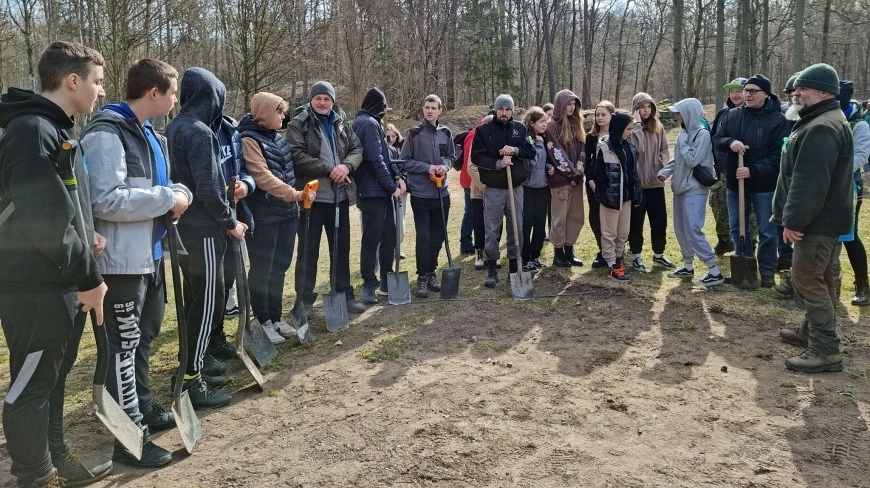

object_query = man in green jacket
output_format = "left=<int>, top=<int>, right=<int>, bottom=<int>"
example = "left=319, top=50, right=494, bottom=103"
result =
left=772, top=63, right=854, bottom=373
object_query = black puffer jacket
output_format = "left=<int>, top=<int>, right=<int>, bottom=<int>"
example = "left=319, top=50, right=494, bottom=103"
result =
left=712, top=96, right=791, bottom=193
left=588, top=114, right=642, bottom=209
left=237, top=115, right=298, bottom=224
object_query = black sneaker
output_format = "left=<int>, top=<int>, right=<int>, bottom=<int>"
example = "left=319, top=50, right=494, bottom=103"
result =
left=185, top=376, right=231, bottom=409
left=201, top=353, right=226, bottom=376
left=53, top=451, right=112, bottom=487
left=761, top=275, right=776, bottom=288
left=668, top=267, right=695, bottom=279
left=427, top=272, right=441, bottom=292
left=484, top=261, right=498, bottom=288
left=206, top=335, right=236, bottom=361
left=113, top=438, right=172, bottom=468
left=416, top=275, right=429, bottom=298
left=522, top=261, right=537, bottom=273
left=142, top=404, right=175, bottom=433
left=632, top=257, right=649, bottom=273
left=172, top=372, right=227, bottom=391
left=533, top=258, right=547, bottom=269
left=223, top=306, right=239, bottom=318
left=652, top=255, right=676, bottom=269
left=362, top=284, right=378, bottom=305
left=591, top=252, right=607, bottom=269
left=694, top=273, right=725, bottom=287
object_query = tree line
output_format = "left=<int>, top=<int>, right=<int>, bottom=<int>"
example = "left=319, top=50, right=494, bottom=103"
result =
left=2, top=0, right=868, bottom=117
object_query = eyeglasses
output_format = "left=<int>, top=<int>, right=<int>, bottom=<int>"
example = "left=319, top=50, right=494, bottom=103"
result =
left=743, top=89, right=763, bottom=96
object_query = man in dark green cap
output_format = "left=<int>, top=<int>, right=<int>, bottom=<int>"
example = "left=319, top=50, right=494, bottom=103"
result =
left=773, top=63, right=854, bottom=373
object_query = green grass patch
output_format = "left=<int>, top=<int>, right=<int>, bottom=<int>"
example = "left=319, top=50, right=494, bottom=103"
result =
left=472, top=339, right=511, bottom=352
left=359, top=332, right=418, bottom=363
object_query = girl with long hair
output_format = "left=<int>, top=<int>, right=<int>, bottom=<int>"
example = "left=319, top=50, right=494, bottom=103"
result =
left=545, top=89, right=586, bottom=267
left=586, top=100, right=616, bottom=268
left=521, top=106, right=550, bottom=270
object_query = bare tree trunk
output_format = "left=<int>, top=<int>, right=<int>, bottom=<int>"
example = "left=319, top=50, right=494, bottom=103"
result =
left=672, top=0, right=683, bottom=101
left=541, top=0, right=556, bottom=102
left=569, top=0, right=578, bottom=89
left=793, top=0, right=805, bottom=72
left=599, top=14, right=612, bottom=101
left=760, top=0, right=769, bottom=73
left=820, top=0, right=832, bottom=60
left=715, top=0, right=725, bottom=107
left=613, top=0, right=632, bottom=108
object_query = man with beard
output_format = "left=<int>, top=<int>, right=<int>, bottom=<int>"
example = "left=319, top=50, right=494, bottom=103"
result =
left=471, top=94, right=536, bottom=288
left=773, top=63, right=854, bottom=373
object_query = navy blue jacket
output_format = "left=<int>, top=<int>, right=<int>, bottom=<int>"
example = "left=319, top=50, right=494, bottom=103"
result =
left=213, top=115, right=254, bottom=229
left=352, top=109, right=397, bottom=199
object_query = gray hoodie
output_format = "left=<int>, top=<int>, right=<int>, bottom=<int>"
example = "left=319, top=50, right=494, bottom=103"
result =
left=399, top=119, right=455, bottom=199
left=657, top=98, right=714, bottom=196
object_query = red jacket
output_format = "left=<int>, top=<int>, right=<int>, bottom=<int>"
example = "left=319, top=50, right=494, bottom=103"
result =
left=459, top=128, right=476, bottom=188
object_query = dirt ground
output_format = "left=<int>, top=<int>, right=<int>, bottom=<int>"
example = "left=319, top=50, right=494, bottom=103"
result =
left=2, top=113, right=869, bottom=487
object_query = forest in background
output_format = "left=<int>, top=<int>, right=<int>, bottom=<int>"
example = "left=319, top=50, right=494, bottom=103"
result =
left=2, top=0, right=869, bottom=118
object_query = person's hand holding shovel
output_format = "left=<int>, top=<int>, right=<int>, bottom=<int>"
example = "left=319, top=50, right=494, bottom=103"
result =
left=79, top=281, right=108, bottom=325
left=171, top=190, right=190, bottom=217
left=500, top=154, right=513, bottom=168
left=228, top=221, right=248, bottom=241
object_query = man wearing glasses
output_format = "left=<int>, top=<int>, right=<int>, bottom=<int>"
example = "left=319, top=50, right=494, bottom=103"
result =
left=713, top=74, right=791, bottom=288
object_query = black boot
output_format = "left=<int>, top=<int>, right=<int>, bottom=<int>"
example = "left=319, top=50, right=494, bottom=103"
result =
left=415, top=275, right=429, bottom=298
left=113, top=427, right=172, bottom=468
left=564, top=247, right=583, bottom=266
left=53, top=449, right=113, bottom=486
left=591, top=251, right=607, bottom=268
left=508, top=259, right=518, bottom=274
left=552, top=247, right=571, bottom=268
left=484, top=260, right=498, bottom=288
left=853, top=278, right=870, bottom=306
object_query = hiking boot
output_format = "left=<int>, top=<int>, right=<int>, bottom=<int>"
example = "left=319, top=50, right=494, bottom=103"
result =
left=415, top=275, right=429, bottom=298
left=484, top=261, right=498, bottom=288
left=773, top=272, right=794, bottom=298
left=564, top=247, right=583, bottom=266
left=668, top=267, right=694, bottom=279
left=652, top=255, right=676, bottom=269
left=695, top=273, right=725, bottom=287
left=779, top=327, right=808, bottom=348
left=22, top=471, right=63, bottom=488
left=853, top=279, right=870, bottom=306
left=474, top=250, right=485, bottom=270
left=591, top=251, right=607, bottom=269
left=427, top=272, right=441, bottom=292
left=552, top=247, right=571, bottom=268
left=52, top=451, right=112, bottom=487
left=632, top=257, right=649, bottom=273
left=142, top=404, right=175, bottom=433
left=714, top=239, right=735, bottom=256
left=202, top=353, right=226, bottom=376
left=609, top=262, right=629, bottom=282
left=760, top=275, right=776, bottom=288
left=113, top=435, right=171, bottom=468
left=533, top=258, right=546, bottom=269
left=206, top=334, right=236, bottom=360
left=785, top=348, right=843, bottom=373
left=362, top=284, right=378, bottom=305
left=777, top=255, right=792, bottom=272
left=185, top=376, right=231, bottom=409
left=346, top=299, right=366, bottom=314
left=257, top=319, right=284, bottom=344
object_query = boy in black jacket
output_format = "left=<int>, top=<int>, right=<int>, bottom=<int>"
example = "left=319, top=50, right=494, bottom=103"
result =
left=166, top=67, right=247, bottom=410
left=0, top=41, right=112, bottom=488
left=471, top=94, right=536, bottom=288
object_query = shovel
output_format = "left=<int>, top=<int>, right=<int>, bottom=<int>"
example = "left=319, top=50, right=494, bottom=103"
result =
left=166, top=219, right=202, bottom=453
left=239, top=240, right=278, bottom=368
left=323, top=183, right=348, bottom=331
left=231, top=239, right=266, bottom=389
left=225, top=178, right=276, bottom=366
left=506, top=165, right=534, bottom=300
left=290, top=180, right=319, bottom=344
left=730, top=153, right=759, bottom=289
left=430, top=174, right=460, bottom=299
left=58, top=140, right=144, bottom=459
left=387, top=199, right=411, bottom=305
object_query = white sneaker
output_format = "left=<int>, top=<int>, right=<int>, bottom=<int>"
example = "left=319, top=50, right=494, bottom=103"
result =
left=273, top=318, right=295, bottom=339
left=257, top=319, right=285, bottom=344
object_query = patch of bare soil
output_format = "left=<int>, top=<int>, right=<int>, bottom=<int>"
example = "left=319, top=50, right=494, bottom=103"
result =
left=4, top=275, right=867, bottom=488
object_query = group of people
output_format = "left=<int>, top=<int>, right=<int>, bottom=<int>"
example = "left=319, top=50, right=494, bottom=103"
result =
left=0, top=38, right=864, bottom=488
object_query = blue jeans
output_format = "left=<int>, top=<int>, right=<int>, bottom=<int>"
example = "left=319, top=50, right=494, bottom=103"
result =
left=460, top=188, right=474, bottom=253
left=727, top=189, right=777, bottom=278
